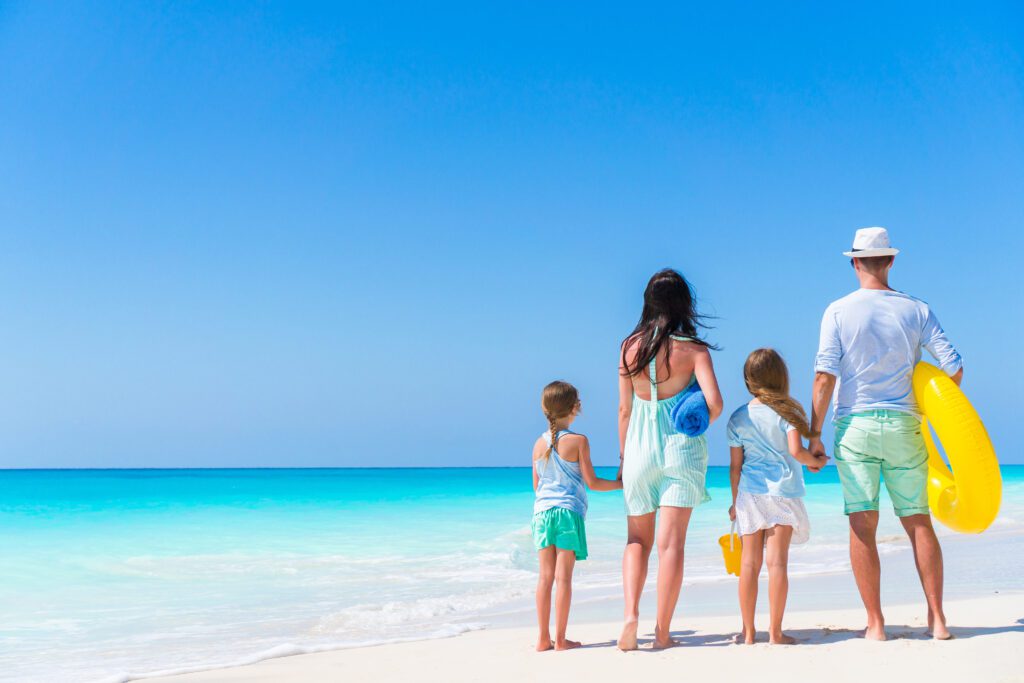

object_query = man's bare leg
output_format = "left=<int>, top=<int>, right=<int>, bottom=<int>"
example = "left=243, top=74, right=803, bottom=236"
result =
left=900, top=513, right=950, bottom=639
left=849, top=511, right=886, bottom=640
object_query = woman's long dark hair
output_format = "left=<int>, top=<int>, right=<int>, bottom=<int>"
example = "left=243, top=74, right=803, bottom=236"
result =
left=621, top=269, right=716, bottom=379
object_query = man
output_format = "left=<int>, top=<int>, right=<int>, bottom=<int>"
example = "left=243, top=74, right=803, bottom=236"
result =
left=808, top=227, right=962, bottom=641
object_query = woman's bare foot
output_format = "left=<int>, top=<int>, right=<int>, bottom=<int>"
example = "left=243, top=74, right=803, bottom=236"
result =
left=652, top=627, right=678, bottom=650
left=769, top=632, right=796, bottom=645
left=536, top=638, right=554, bottom=652
left=555, top=639, right=582, bottom=650
left=617, top=619, right=638, bottom=651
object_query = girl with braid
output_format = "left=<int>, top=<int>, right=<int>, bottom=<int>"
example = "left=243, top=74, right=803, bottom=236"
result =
left=726, top=348, right=829, bottom=645
left=531, top=381, right=622, bottom=652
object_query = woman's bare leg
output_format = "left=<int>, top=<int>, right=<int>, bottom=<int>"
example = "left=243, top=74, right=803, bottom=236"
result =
left=536, top=546, right=556, bottom=651
left=654, top=506, right=693, bottom=649
left=553, top=549, right=580, bottom=650
left=765, top=525, right=795, bottom=644
left=737, top=530, right=764, bottom=644
left=618, top=513, right=655, bottom=650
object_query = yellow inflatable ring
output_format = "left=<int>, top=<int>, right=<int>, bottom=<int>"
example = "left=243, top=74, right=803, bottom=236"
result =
left=913, top=362, right=1001, bottom=533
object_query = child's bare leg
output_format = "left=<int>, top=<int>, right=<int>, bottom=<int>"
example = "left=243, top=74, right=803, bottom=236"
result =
left=553, top=549, right=580, bottom=650
left=619, top=513, right=655, bottom=651
left=766, top=525, right=795, bottom=644
left=536, top=546, right=556, bottom=651
left=737, top=530, right=764, bottom=644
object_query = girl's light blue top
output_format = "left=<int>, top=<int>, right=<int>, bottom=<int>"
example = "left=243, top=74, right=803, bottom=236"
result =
left=726, top=403, right=805, bottom=498
left=533, top=430, right=588, bottom=517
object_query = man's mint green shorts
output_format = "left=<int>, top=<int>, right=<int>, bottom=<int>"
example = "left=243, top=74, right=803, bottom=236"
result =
left=834, top=410, right=929, bottom=518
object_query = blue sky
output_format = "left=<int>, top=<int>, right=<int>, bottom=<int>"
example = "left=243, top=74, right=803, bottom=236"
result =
left=1, top=2, right=1021, bottom=468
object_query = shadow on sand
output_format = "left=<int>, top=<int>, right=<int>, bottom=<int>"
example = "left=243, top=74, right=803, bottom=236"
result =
left=577, top=620, right=1024, bottom=650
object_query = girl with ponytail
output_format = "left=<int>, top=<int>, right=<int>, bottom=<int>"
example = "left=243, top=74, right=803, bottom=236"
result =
left=531, top=381, right=621, bottom=652
left=726, top=348, right=828, bottom=645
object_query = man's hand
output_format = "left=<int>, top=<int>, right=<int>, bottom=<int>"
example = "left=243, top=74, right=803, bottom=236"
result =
left=728, top=505, right=736, bottom=522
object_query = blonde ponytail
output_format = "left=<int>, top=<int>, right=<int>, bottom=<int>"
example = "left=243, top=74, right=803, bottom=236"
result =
left=743, top=349, right=817, bottom=439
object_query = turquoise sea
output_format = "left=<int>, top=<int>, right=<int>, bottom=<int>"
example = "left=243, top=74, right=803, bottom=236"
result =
left=3, top=466, right=1023, bottom=682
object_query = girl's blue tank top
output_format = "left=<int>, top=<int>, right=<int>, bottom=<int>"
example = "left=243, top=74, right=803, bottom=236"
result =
left=533, top=430, right=588, bottom=517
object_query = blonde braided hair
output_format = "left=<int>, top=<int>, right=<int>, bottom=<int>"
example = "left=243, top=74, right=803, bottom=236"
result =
left=743, top=349, right=816, bottom=438
left=541, top=381, right=580, bottom=460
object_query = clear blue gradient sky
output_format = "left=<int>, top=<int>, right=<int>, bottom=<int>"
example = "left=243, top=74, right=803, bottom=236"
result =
left=1, top=3, right=1022, bottom=468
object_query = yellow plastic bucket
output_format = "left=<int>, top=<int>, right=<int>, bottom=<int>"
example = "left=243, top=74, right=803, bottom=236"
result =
left=718, top=521, right=742, bottom=576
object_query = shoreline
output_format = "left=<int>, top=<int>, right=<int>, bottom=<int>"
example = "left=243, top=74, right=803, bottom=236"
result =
left=147, top=593, right=1024, bottom=683
left=126, top=527, right=1024, bottom=683
left=11, top=470, right=1021, bottom=682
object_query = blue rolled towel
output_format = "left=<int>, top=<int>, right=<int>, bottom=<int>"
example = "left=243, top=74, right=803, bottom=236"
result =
left=670, top=383, right=709, bottom=436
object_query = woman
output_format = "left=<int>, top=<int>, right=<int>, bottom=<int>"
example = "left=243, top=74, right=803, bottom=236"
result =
left=617, top=269, right=723, bottom=650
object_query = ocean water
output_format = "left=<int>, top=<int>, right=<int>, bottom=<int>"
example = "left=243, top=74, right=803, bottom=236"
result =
left=2, top=466, right=1023, bottom=682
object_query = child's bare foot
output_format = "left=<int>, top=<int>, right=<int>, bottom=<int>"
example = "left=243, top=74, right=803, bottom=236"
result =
left=617, top=619, right=638, bottom=651
left=733, top=628, right=756, bottom=644
left=536, top=638, right=554, bottom=652
left=863, top=624, right=887, bottom=641
left=555, top=639, right=582, bottom=650
left=769, top=632, right=796, bottom=645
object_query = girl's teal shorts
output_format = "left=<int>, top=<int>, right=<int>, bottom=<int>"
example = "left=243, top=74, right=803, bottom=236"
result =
left=531, top=507, right=588, bottom=560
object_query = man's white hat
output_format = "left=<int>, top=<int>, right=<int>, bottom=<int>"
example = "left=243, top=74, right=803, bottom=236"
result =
left=843, top=227, right=900, bottom=258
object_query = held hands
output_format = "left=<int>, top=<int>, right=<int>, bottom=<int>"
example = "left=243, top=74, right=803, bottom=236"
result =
left=806, top=453, right=829, bottom=473
left=806, top=438, right=829, bottom=473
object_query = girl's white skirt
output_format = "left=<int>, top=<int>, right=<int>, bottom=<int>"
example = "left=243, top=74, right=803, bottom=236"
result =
left=735, top=490, right=810, bottom=544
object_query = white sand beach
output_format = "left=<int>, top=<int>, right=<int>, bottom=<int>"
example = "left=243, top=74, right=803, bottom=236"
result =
left=155, top=593, right=1024, bottom=683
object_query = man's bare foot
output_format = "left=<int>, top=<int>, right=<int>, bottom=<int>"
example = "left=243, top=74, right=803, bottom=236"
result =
left=863, top=624, right=887, bottom=641
left=536, top=638, right=554, bottom=652
left=926, top=612, right=952, bottom=640
left=555, top=639, right=582, bottom=650
left=769, top=632, right=796, bottom=645
left=617, top=619, right=638, bottom=651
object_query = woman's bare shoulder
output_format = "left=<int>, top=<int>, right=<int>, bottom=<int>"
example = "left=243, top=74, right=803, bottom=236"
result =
left=672, top=337, right=708, bottom=355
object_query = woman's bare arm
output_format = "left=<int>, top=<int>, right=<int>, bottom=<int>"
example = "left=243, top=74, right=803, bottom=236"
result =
left=618, top=345, right=634, bottom=467
left=693, top=348, right=724, bottom=424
